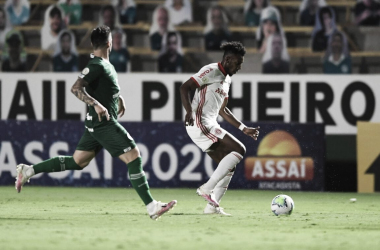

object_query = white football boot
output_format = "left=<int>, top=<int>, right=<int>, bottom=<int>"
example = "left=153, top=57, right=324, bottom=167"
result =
left=15, top=164, right=33, bottom=193
left=203, top=203, right=231, bottom=216
left=148, top=200, right=177, bottom=220
left=196, top=185, right=219, bottom=207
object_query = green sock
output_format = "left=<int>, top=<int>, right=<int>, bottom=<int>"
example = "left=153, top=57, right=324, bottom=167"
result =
left=128, top=157, right=154, bottom=205
left=33, top=156, right=82, bottom=174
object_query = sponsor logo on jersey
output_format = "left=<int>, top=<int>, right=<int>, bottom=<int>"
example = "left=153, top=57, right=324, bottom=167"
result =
left=215, top=88, right=227, bottom=97
left=197, top=68, right=213, bottom=78
left=123, top=147, right=132, bottom=153
left=202, top=77, right=209, bottom=83
left=86, top=113, right=92, bottom=121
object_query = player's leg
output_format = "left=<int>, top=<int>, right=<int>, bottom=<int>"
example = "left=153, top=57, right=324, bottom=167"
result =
left=15, top=130, right=101, bottom=193
left=15, top=150, right=95, bottom=193
left=118, top=148, right=177, bottom=220
left=99, top=121, right=176, bottom=220
left=202, top=132, right=245, bottom=194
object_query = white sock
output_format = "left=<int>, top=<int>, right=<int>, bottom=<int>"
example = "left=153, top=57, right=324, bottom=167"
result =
left=214, top=170, right=235, bottom=203
left=203, top=152, right=243, bottom=193
left=26, top=166, right=35, bottom=178
left=146, top=200, right=158, bottom=214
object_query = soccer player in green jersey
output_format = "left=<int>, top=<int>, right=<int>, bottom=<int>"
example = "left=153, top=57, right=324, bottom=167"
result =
left=15, top=25, right=177, bottom=220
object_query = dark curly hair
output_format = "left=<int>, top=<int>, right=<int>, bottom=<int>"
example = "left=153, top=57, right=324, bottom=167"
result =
left=91, top=25, right=111, bottom=49
left=220, top=41, right=246, bottom=58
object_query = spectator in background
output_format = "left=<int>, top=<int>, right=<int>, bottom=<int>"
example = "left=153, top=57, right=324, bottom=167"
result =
left=164, top=0, right=192, bottom=25
left=256, top=6, right=284, bottom=53
left=355, top=0, right=380, bottom=26
left=0, top=7, right=12, bottom=50
left=2, top=30, right=27, bottom=72
left=158, top=31, right=183, bottom=73
left=5, top=0, right=30, bottom=26
left=244, top=0, right=270, bottom=27
left=113, top=0, right=136, bottom=24
left=53, top=30, right=78, bottom=72
left=299, top=0, right=326, bottom=26
left=41, top=5, right=65, bottom=51
left=99, top=5, right=120, bottom=31
left=204, top=5, right=231, bottom=51
left=262, top=33, right=290, bottom=74
left=311, top=6, right=336, bottom=52
left=150, top=6, right=175, bottom=51
left=110, top=29, right=130, bottom=72
left=59, top=0, right=82, bottom=25
left=323, top=31, right=352, bottom=74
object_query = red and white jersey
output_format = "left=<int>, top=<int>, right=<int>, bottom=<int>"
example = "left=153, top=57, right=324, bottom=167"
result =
left=190, top=62, right=231, bottom=127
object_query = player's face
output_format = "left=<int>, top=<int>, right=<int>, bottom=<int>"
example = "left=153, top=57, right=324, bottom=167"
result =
left=225, top=54, right=244, bottom=76
left=157, top=8, right=168, bottom=29
left=272, top=35, right=283, bottom=60
left=50, top=14, right=62, bottom=33
left=263, top=20, right=277, bottom=37
left=0, top=11, right=5, bottom=30
left=112, top=32, right=122, bottom=50
left=61, top=34, right=71, bottom=55
left=211, top=9, right=223, bottom=30
left=331, top=34, right=343, bottom=54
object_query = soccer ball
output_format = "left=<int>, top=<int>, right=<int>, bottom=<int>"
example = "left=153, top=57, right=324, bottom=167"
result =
left=271, top=194, right=294, bottom=216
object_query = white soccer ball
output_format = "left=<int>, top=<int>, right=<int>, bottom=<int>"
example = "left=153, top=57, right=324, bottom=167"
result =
left=271, top=194, right=294, bottom=216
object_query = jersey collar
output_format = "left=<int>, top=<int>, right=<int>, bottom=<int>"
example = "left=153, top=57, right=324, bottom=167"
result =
left=218, top=62, right=227, bottom=76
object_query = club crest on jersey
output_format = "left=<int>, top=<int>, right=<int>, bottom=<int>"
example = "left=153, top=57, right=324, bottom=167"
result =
left=82, top=67, right=90, bottom=75
left=202, top=77, right=209, bottom=83
left=215, top=88, right=227, bottom=97
left=197, top=68, right=213, bottom=78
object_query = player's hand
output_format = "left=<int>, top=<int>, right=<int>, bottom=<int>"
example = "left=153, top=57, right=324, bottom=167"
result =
left=185, top=111, right=194, bottom=126
left=94, top=103, right=110, bottom=122
left=243, top=126, right=260, bottom=141
left=118, top=96, right=126, bottom=118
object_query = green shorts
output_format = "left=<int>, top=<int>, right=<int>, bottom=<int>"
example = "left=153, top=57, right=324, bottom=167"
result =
left=76, top=120, right=136, bottom=157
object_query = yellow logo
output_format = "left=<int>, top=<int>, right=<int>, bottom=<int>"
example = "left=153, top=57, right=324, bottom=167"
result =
left=245, top=130, right=314, bottom=181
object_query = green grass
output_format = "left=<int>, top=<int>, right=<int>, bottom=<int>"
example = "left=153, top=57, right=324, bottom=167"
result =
left=0, top=187, right=379, bottom=250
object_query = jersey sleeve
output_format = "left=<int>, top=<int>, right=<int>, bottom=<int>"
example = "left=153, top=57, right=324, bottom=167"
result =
left=79, top=64, right=103, bottom=84
left=190, top=65, right=215, bottom=87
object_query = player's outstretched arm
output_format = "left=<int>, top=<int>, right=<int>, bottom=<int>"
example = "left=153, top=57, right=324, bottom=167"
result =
left=180, top=78, right=199, bottom=126
left=71, top=78, right=110, bottom=121
left=219, top=98, right=260, bottom=140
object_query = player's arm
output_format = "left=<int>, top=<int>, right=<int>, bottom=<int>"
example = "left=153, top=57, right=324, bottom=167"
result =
left=71, top=78, right=110, bottom=121
left=219, top=98, right=260, bottom=140
left=180, top=78, right=199, bottom=126
left=118, top=95, right=126, bottom=118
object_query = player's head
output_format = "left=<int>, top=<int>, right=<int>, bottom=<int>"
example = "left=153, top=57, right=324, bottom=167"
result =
left=220, top=41, right=246, bottom=76
left=91, top=25, right=112, bottom=52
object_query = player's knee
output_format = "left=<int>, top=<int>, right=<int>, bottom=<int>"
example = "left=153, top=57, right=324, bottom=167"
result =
left=236, top=143, right=246, bottom=157
left=76, top=160, right=90, bottom=169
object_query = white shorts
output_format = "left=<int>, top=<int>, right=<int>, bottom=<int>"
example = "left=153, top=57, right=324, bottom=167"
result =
left=186, top=124, right=227, bottom=152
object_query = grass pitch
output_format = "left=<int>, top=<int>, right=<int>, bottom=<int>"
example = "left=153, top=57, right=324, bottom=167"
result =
left=0, top=187, right=379, bottom=250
